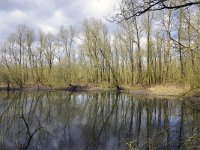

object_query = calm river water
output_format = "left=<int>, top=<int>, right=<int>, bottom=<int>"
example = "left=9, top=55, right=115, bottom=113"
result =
left=0, top=91, right=199, bottom=150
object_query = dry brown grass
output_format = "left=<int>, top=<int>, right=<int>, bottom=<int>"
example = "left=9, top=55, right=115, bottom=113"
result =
left=148, top=84, right=191, bottom=96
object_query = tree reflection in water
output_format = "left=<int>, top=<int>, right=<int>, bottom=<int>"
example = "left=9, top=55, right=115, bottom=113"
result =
left=0, top=91, right=199, bottom=150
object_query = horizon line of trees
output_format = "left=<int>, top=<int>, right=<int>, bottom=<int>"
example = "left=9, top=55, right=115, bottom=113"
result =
left=0, top=6, right=200, bottom=89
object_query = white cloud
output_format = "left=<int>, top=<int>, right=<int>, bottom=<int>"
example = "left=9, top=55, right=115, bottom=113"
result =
left=36, top=24, right=57, bottom=33
left=50, top=10, right=68, bottom=25
left=84, top=0, right=116, bottom=18
left=34, top=10, right=69, bottom=33
left=10, top=9, right=28, bottom=19
left=0, top=0, right=116, bottom=41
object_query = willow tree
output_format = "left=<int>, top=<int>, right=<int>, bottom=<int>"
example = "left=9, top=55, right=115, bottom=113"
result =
left=161, top=7, right=173, bottom=83
left=122, top=22, right=136, bottom=85
left=81, top=18, right=119, bottom=87
left=16, top=25, right=27, bottom=87
left=0, top=25, right=33, bottom=88
left=25, top=27, right=35, bottom=83
left=81, top=19, right=101, bottom=84
left=144, top=11, right=154, bottom=85
left=57, top=25, right=76, bottom=83
left=110, top=0, right=200, bottom=87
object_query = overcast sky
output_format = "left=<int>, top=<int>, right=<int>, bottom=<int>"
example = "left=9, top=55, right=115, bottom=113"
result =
left=0, top=0, right=117, bottom=42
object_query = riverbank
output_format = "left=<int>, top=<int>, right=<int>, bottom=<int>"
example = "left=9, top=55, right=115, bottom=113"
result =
left=120, top=84, right=200, bottom=102
left=0, top=83, right=199, bottom=102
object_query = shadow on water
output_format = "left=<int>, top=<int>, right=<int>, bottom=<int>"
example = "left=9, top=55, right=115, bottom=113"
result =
left=0, top=91, right=199, bottom=150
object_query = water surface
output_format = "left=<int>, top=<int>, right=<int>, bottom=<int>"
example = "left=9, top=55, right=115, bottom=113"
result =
left=0, top=91, right=199, bottom=150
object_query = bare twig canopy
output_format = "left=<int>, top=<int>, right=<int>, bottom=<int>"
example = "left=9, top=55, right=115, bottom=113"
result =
left=111, top=0, right=200, bottom=22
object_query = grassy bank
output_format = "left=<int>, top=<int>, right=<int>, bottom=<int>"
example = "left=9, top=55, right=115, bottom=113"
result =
left=148, top=84, right=191, bottom=96
left=0, top=83, right=200, bottom=101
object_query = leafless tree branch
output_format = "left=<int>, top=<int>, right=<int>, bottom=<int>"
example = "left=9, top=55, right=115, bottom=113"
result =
left=110, top=0, right=200, bottom=22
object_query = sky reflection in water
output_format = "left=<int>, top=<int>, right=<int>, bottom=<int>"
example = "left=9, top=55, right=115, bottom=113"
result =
left=0, top=91, right=199, bottom=150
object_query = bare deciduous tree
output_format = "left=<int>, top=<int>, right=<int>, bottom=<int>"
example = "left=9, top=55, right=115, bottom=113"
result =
left=111, top=0, right=200, bottom=22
